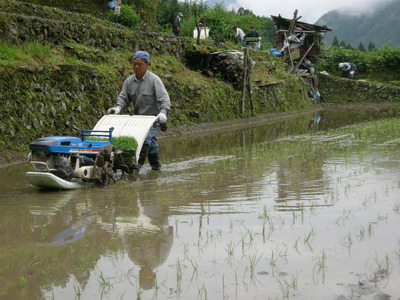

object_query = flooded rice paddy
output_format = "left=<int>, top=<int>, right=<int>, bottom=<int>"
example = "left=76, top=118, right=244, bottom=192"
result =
left=1, top=104, right=400, bottom=299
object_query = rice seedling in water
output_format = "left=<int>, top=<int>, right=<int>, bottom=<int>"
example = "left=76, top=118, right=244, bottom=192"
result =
left=222, top=274, right=226, bottom=299
left=303, top=227, right=315, bottom=251
left=229, top=218, right=234, bottom=232
left=356, top=225, right=366, bottom=242
left=96, top=271, right=113, bottom=295
left=225, top=240, right=238, bottom=259
left=293, top=237, right=301, bottom=255
left=173, top=258, right=186, bottom=293
left=368, top=222, right=376, bottom=237
left=275, top=275, right=291, bottom=299
left=73, top=282, right=81, bottom=297
left=334, top=209, right=353, bottom=227
left=269, top=248, right=279, bottom=270
left=341, top=232, right=354, bottom=255
left=189, top=259, right=199, bottom=281
left=197, top=283, right=208, bottom=300
left=18, top=276, right=27, bottom=289
left=248, top=251, right=262, bottom=275
left=371, top=252, right=392, bottom=279
left=313, top=249, right=328, bottom=284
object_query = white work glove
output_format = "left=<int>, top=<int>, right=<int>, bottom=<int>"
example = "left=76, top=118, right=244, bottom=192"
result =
left=157, top=112, right=167, bottom=123
left=107, top=106, right=121, bottom=115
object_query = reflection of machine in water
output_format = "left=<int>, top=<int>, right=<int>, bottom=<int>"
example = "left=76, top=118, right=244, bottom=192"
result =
left=29, top=190, right=99, bottom=246
left=27, top=186, right=174, bottom=293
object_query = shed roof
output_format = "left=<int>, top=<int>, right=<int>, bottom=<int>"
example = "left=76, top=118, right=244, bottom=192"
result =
left=271, top=15, right=332, bottom=33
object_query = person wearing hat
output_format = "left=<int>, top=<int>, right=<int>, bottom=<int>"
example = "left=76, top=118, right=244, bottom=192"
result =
left=339, top=62, right=357, bottom=79
left=107, top=51, right=171, bottom=172
left=173, top=12, right=183, bottom=36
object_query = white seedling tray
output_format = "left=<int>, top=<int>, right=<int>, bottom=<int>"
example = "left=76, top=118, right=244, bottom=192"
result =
left=93, top=115, right=158, bottom=163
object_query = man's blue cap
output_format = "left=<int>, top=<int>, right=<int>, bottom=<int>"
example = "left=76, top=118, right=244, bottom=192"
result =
left=132, top=51, right=150, bottom=62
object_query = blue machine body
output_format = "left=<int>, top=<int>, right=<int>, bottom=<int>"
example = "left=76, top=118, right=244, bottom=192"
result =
left=29, top=128, right=114, bottom=156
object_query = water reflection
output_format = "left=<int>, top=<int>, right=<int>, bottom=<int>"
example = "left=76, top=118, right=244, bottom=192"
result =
left=1, top=104, right=400, bottom=299
left=96, top=188, right=174, bottom=290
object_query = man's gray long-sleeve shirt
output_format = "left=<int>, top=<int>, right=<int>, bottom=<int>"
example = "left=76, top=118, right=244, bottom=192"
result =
left=115, top=70, right=171, bottom=116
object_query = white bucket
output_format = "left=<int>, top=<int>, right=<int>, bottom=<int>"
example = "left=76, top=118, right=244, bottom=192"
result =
left=193, top=27, right=210, bottom=39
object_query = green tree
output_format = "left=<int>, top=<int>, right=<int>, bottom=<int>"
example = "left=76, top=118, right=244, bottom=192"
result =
left=332, top=36, right=339, bottom=47
left=339, top=40, right=346, bottom=48
left=345, top=43, right=353, bottom=50
left=157, top=0, right=180, bottom=31
left=368, top=42, right=376, bottom=51
left=358, top=42, right=366, bottom=52
left=107, top=5, right=140, bottom=28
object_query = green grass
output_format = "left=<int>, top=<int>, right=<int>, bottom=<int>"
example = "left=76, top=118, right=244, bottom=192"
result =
left=0, top=41, right=28, bottom=63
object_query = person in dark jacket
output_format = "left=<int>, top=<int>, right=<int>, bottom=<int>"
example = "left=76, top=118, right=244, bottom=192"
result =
left=246, top=26, right=261, bottom=49
left=107, top=51, right=171, bottom=172
left=172, top=12, right=183, bottom=36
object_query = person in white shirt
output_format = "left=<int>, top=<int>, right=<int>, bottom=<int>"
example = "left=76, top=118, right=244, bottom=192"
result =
left=232, top=26, right=245, bottom=46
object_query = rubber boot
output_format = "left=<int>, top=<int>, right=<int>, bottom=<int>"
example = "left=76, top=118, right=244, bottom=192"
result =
left=114, top=15, right=118, bottom=23
left=148, top=152, right=161, bottom=171
left=132, top=144, right=149, bottom=175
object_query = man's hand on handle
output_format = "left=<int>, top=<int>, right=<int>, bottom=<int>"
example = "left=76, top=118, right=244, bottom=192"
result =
left=107, top=107, right=121, bottom=115
left=157, top=112, right=167, bottom=123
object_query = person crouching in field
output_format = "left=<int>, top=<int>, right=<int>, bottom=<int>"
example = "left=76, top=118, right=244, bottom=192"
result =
left=339, top=62, right=357, bottom=79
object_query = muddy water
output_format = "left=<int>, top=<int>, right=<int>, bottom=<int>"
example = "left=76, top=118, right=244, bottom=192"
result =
left=1, top=105, right=400, bottom=300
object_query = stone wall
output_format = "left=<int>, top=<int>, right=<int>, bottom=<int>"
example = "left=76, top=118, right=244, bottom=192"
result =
left=0, top=0, right=190, bottom=57
left=318, top=73, right=400, bottom=103
left=0, top=1, right=320, bottom=155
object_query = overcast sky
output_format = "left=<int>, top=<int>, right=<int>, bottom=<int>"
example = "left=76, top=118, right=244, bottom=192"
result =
left=226, top=0, right=396, bottom=23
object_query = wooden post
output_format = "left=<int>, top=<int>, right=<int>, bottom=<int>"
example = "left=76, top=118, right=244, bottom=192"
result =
left=295, top=42, right=314, bottom=69
left=284, top=32, right=294, bottom=68
left=285, top=9, right=301, bottom=73
left=241, top=48, right=248, bottom=114
left=194, top=12, right=201, bottom=45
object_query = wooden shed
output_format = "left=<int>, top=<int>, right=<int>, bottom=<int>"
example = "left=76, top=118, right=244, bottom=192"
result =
left=271, top=11, right=332, bottom=64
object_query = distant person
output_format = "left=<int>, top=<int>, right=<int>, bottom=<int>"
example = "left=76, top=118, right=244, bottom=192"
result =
left=339, top=62, right=357, bottom=79
left=173, top=12, right=183, bottom=36
left=198, top=17, right=205, bottom=27
left=113, top=0, right=121, bottom=23
left=246, top=26, right=261, bottom=50
left=232, top=26, right=246, bottom=46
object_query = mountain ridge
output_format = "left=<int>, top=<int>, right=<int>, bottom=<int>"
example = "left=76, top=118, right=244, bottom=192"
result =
left=315, top=0, right=400, bottom=48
